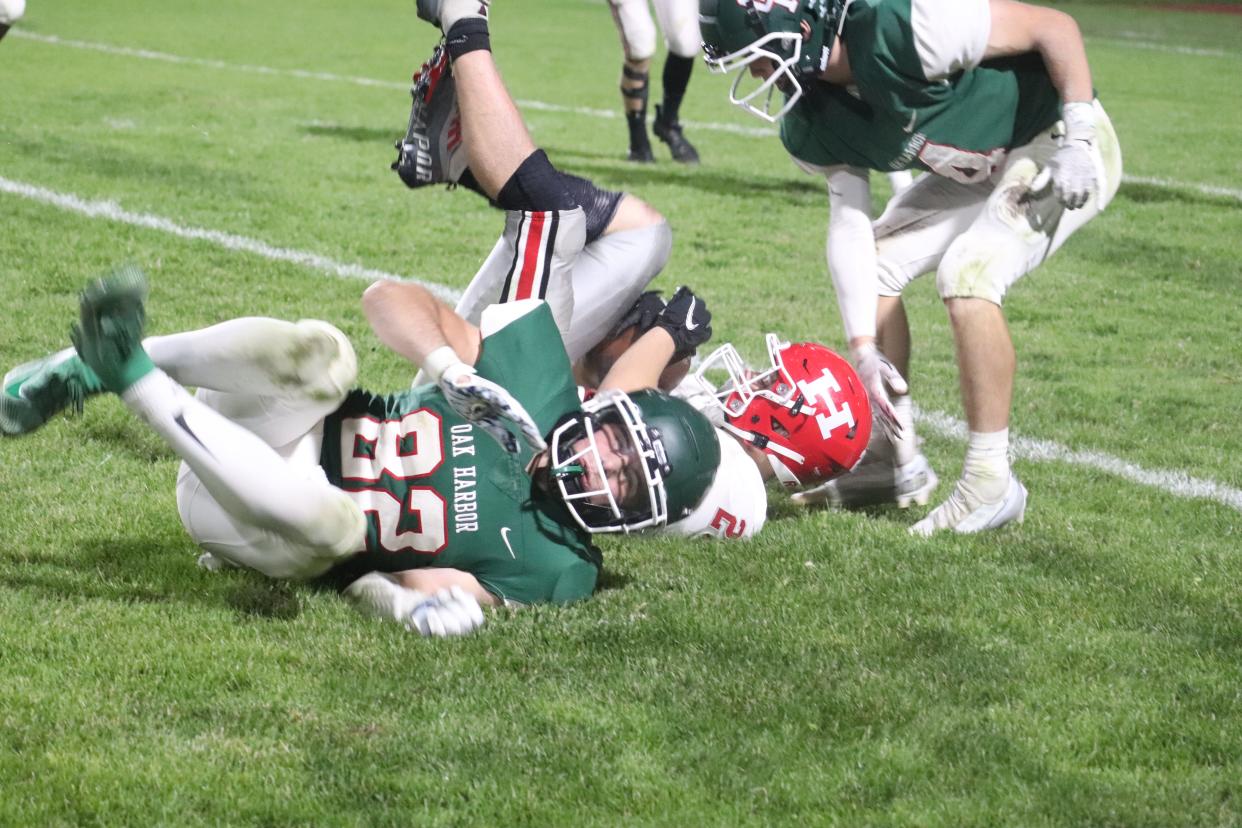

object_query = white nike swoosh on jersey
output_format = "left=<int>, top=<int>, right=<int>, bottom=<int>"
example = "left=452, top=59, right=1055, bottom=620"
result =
left=904, top=111, right=917, bottom=134
left=684, top=298, right=699, bottom=331
left=500, top=526, right=516, bottom=559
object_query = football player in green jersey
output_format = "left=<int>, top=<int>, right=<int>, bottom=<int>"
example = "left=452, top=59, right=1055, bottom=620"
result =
left=1, top=267, right=721, bottom=636
left=700, top=0, right=1123, bottom=534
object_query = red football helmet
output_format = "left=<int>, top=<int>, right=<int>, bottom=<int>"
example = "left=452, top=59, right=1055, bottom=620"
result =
left=693, top=334, right=872, bottom=487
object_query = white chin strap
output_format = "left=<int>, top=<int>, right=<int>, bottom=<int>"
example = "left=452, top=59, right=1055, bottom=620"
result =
left=721, top=422, right=804, bottom=487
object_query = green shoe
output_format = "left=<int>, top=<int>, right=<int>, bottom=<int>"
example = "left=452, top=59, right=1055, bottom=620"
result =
left=70, top=265, right=157, bottom=394
left=1, top=347, right=105, bottom=435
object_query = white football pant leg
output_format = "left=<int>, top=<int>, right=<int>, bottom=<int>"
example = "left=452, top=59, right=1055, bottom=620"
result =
left=113, top=369, right=363, bottom=580
left=453, top=207, right=586, bottom=340
left=872, top=171, right=990, bottom=295
left=651, top=0, right=702, bottom=58
left=937, top=100, right=1122, bottom=303
left=608, top=0, right=657, bottom=61
left=143, top=316, right=357, bottom=432
left=562, top=219, right=671, bottom=362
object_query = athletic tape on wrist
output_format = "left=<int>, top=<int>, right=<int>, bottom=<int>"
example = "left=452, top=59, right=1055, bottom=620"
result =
left=423, top=345, right=463, bottom=383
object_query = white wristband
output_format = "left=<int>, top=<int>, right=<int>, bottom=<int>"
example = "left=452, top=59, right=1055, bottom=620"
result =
left=423, top=345, right=462, bottom=384
left=343, top=572, right=428, bottom=623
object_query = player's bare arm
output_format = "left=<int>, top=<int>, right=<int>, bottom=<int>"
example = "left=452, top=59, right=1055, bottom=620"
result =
left=985, top=0, right=1092, bottom=103
left=598, top=286, right=713, bottom=392
left=363, top=279, right=545, bottom=454
left=395, top=568, right=501, bottom=607
left=362, top=280, right=482, bottom=370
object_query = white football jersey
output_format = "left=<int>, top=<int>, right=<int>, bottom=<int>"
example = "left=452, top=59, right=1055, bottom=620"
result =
left=666, top=429, right=767, bottom=540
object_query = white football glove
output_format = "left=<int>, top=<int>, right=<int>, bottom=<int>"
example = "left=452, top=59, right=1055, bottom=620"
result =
left=851, top=342, right=908, bottom=439
left=406, top=586, right=486, bottom=638
left=1031, top=101, right=1097, bottom=210
left=439, top=362, right=547, bottom=454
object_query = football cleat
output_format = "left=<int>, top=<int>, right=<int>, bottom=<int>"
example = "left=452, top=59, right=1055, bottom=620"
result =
left=627, top=140, right=655, bottom=163
left=652, top=105, right=700, bottom=164
left=909, top=474, right=1028, bottom=536
left=791, top=452, right=938, bottom=509
left=1, top=347, right=104, bottom=435
left=392, top=41, right=468, bottom=190
left=70, top=265, right=155, bottom=394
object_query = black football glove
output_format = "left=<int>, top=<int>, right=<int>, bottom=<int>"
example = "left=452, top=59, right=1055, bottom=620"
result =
left=655, top=286, right=712, bottom=362
left=608, top=290, right=666, bottom=339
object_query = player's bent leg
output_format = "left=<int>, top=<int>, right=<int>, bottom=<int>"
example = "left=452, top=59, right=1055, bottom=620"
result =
left=562, top=216, right=672, bottom=362
left=609, top=0, right=658, bottom=61
left=873, top=172, right=988, bottom=293
left=4, top=317, right=354, bottom=436
left=653, top=0, right=702, bottom=58
left=148, top=380, right=365, bottom=577
left=145, top=317, right=357, bottom=404
left=650, top=0, right=702, bottom=164
left=178, top=462, right=364, bottom=580
left=454, top=205, right=587, bottom=338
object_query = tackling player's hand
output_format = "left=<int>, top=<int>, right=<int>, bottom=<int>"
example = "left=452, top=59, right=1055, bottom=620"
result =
left=851, top=342, right=907, bottom=438
left=610, top=290, right=667, bottom=338
left=1032, top=101, right=1097, bottom=210
left=440, top=362, right=547, bottom=454
left=406, top=586, right=485, bottom=637
left=656, top=286, right=713, bottom=362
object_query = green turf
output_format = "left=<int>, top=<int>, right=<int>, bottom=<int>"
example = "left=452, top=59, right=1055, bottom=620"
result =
left=2, top=1, right=1241, bottom=824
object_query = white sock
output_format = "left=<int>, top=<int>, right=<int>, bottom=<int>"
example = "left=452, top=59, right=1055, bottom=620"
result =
left=962, top=428, right=1010, bottom=502
left=890, top=395, right=919, bottom=466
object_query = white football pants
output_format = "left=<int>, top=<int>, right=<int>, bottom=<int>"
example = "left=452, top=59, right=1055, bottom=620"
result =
left=874, top=99, right=1123, bottom=304
left=454, top=211, right=669, bottom=362
left=608, top=0, right=701, bottom=60
left=125, top=318, right=366, bottom=580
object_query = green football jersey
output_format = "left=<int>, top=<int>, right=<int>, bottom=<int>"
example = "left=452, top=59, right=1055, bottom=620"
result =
left=780, top=0, right=1062, bottom=182
left=318, top=303, right=601, bottom=606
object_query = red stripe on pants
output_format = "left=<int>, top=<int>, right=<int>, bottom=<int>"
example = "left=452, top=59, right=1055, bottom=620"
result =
left=515, top=212, right=547, bottom=299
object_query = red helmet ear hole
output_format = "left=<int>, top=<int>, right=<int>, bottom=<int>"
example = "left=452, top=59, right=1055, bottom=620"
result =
left=769, top=417, right=791, bottom=438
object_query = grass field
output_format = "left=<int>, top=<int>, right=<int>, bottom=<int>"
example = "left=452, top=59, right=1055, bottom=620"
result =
left=2, top=1, right=1242, bottom=825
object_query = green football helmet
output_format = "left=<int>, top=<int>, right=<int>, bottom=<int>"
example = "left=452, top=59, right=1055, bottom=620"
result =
left=700, top=0, right=849, bottom=122
left=549, top=389, right=721, bottom=534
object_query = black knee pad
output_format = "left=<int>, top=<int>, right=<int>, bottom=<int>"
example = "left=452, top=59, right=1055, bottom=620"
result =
left=495, top=150, right=577, bottom=213
left=558, top=172, right=624, bottom=243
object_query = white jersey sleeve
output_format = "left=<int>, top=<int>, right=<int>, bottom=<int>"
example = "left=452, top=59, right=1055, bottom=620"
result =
left=666, top=431, right=767, bottom=540
left=910, top=0, right=991, bottom=79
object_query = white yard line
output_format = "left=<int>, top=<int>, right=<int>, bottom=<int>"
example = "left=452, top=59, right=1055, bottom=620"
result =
left=0, top=176, right=461, bottom=303
left=1091, top=35, right=1235, bottom=59
left=10, top=30, right=776, bottom=138
left=917, top=409, right=1242, bottom=513
left=14, top=30, right=1242, bottom=199
left=3, top=174, right=1240, bottom=515
left=1123, top=175, right=1242, bottom=203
